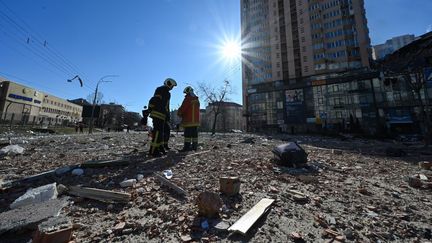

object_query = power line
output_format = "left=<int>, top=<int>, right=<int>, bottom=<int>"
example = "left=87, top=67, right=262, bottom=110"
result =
left=0, top=1, right=96, bottom=87
left=0, top=21, right=94, bottom=93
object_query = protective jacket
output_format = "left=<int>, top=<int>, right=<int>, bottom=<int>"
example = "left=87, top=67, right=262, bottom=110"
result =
left=178, top=94, right=200, bottom=127
left=149, top=85, right=170, bottom=120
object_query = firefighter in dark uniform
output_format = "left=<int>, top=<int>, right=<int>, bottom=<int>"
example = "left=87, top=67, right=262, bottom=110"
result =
left=148, top=78, right=177, bottom=157
left=178, top=86, right=200, bottom=151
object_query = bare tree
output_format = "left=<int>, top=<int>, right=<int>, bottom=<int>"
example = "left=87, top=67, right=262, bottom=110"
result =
left=197, top=80, right=232, bottom=135
left=401, top=69, right=431, bottom=146
left=86, top=91, right=104, bottom=105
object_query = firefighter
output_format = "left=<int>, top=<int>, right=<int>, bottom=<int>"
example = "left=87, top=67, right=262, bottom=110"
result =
left=148, top=78, right=177, bottom=157
left=177, top=86, right=200, bottom=151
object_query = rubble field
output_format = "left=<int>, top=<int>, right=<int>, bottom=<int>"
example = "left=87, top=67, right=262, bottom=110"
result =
left=0, top=131, right=431, bottom=242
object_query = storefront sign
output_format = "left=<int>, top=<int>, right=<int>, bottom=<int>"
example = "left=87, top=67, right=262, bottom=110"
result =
left=8, top=93, right=32, bottom=102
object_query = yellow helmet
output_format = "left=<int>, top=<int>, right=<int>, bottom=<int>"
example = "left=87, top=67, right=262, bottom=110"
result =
left=164, top=78, right=177, bottom=89
left=183, top=86, right=194, bottom=94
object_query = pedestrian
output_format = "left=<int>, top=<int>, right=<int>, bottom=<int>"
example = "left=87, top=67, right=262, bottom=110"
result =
left=79, top=122, right=84, bottom=133
left=75, top=122, right=79, bottom=133
left=147, top=78, right=177, bottom=157
left=177, top=86, right=200, bottom=151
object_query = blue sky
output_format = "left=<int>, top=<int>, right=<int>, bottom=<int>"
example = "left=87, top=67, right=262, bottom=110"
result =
left=0, top=0, right=431, bottom=113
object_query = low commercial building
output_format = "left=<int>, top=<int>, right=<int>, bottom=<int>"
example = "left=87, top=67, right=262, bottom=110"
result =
left=0, top=78, right=44, bottom=124
left=204, top=102, right=245, bottom=132
left=0, top=79, right=82, bottom=125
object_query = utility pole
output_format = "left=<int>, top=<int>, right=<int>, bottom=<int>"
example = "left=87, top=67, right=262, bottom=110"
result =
left=88, top=75, right=117, bottom=134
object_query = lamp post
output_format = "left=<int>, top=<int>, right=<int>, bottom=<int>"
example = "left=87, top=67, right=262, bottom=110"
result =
left=88, top=75, right=117, bottom=134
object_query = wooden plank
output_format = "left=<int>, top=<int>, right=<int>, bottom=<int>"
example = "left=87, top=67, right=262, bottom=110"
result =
left=81, top=158, right=129, bottom=168
left=228, top=198, right=274, bottom=235
left=68, top=186, right=131, bottom=203
left=153, top=173, right=187, bottom=196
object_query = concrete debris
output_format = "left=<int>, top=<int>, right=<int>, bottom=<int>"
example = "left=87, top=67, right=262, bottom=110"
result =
left=136, top=174, right=144, bottom=181
left=196, top=191, right=222, bottom=218
left=119, top=179, right=136, bottom=188
left=33, top=216, right=73, bottom=243
left=0, top=144, right=24, bottom=156
left=10, top=183, right=58, bottom=209
left=0, top=132, right=431, bottom=242
left=0, top=198, right=68, bottom=235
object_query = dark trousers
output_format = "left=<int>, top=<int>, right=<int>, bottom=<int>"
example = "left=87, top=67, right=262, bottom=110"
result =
left=163, top=122, right=170, bottom=147
left=150, top=118, right=164, bottom=155
left=184, top=126, right=198, bottom=149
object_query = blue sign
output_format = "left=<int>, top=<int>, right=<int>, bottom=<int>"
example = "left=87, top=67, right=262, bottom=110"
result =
left=425, top=67, right=432, bottom=88
left=8, top=93, right=32, bottom=102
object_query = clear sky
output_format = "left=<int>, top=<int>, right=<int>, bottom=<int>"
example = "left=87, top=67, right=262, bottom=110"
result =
left=0, top=0, right=431, bottom=113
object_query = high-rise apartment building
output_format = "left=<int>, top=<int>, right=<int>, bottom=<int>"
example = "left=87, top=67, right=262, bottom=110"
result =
left=241, top=0, right=372, bottom=131
left=372, top=34, right=416, bottom=60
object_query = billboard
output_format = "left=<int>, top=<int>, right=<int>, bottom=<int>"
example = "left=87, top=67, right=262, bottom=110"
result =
left=285, top=89, right=305, bottom=124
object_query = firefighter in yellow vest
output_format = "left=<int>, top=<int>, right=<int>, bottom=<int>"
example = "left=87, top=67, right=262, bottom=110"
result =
left=177, top=86, right=200, bottom=151
left=148, top=78, right=176, bottom=157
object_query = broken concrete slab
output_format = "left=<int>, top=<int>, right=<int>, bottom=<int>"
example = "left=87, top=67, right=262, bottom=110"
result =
left=228, top=198, right=274, bottom=235
left=219, top=176, right=241, bottom=196
left=33, top=216, right=73, bottom=243
left=0, top=144, right=24, bottom=156
left=10, top=183, right=58, bottom=209
left=0, top=198, right=68, bottom=235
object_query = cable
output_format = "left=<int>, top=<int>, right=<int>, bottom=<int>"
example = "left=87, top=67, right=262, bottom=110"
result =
left=0, top=1, right=96, bottom=87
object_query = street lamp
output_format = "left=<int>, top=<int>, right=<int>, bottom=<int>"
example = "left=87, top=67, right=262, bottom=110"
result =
left=88, top=75, right=118, bottom=134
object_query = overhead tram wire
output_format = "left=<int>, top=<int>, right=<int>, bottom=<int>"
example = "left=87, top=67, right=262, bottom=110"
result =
left=0, top=25, right=94, bottom=93
left=0, top=20, right=94, bottom=93
left=0, top=12, right=77, bottom=77
left=0, top=1, right=94, bottom=85
left=0, top=1, right=96, bottom=87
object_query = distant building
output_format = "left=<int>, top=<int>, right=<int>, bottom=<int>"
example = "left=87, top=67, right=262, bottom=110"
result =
left=204, top=102, right=245, bottom=132
left=372, top=34, right=416, bottom=60
left=0, top=79, right=82, bottom=125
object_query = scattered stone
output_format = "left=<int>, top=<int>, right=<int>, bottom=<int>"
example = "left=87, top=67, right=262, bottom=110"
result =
left=0, top=144, right=24, bottom=156
left=10, top=183, right=58, bottom=209
left=136, top=174, right=144, bottom=181
left=120, top=179, right=137, bottom=188
left=33, top=216, right=73, bottom=243
left=196, top=192, right=222, bottom=218
left=213, top=220, right=230, bottom=232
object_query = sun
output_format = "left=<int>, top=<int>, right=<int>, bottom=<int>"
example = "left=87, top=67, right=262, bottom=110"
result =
left=221, top=40, right=241, bottom=60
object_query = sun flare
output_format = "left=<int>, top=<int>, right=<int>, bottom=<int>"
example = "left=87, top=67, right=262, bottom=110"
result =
left=221, top=40, right=241, bottom=60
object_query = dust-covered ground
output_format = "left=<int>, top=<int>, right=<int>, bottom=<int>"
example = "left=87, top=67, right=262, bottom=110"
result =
left=0, top=131, right=431, bottom=242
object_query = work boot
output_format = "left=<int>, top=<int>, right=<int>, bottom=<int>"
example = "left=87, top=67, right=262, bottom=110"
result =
left=159, top=146, right=167, bottom=155
left=179, top=142, right=191, bottom=152
left=192, top=142, right=198, bottom=151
